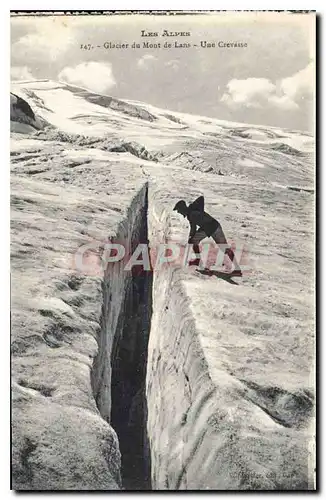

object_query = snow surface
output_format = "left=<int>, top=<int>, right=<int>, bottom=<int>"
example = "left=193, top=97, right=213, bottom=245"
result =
left=11, top=80, right=315, bottom=490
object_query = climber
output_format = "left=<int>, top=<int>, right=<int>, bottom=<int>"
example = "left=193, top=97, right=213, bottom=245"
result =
left=173, top=195, right=242, bottom=275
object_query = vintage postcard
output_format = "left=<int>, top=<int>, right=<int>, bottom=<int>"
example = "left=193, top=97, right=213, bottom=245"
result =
left=10, top=11, right=316, bottom=491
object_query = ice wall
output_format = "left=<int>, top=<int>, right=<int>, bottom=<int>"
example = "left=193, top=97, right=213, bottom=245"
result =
left=91, top=184, right=147, bottom=420
left=11, top=169, right=150, bottom=490
left=146, top=188, right=314, bottom=490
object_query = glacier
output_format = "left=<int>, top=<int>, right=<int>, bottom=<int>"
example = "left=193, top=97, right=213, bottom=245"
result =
left=10, top=80, right=315, bottom=490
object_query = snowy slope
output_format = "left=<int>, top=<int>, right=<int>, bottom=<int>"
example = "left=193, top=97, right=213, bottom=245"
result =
left=11, top=80, right=315, bottom=490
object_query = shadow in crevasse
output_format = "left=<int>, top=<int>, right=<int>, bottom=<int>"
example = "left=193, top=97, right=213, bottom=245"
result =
left=110, top=186, right=152, bottom=491
left=196, top=268, right=240, bottom=285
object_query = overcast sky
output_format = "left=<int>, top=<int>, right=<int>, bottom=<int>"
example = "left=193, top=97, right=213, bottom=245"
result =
left=11, top=13, right=315, bottom=132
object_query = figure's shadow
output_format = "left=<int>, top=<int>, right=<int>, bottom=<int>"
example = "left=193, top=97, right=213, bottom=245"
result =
left=196, top=268, right=240, bottom=285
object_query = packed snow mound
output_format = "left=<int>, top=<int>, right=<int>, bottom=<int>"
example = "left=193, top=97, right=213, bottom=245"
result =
left=163, top=151, right=214, bottom=173
left=270, top=142, right=305, bottom=156
left=30, top=129, right=157, bottom=163
left=63, top=83, right=158, bottom=122
left=229, top=127, right=278, bottom=141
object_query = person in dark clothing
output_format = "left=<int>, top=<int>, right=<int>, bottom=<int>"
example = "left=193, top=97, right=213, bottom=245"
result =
left=173, top=196, right=241, bottom=274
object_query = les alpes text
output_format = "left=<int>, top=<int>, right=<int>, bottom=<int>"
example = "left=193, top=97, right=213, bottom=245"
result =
left=141, top=30, right=191, bottom=37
